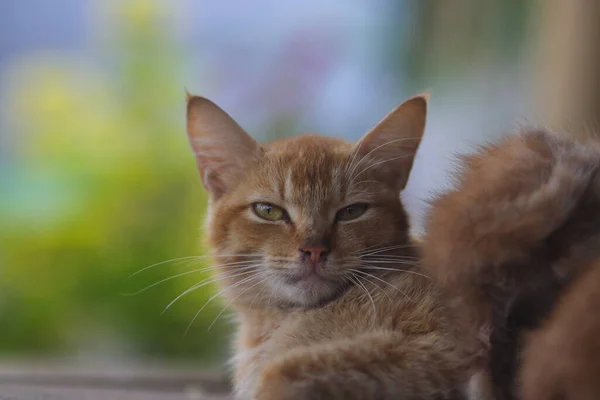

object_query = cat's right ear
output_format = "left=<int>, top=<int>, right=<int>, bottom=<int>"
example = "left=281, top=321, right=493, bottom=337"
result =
left=353, top=94, right=428, bottom=190
left=186, top=95, right=262, bottom=198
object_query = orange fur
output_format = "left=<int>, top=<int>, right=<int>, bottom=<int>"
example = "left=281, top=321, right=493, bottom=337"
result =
left=521, top=257, right=600, bottom=400
left=185, top=95, right=472, bottom=399
left=421, top=129, right=600, bottom=399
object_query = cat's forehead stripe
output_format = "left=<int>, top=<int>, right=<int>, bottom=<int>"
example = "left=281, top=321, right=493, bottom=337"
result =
left=247, top=135, right=368, bottom=211
left=284, top=167, right=294, bottom=202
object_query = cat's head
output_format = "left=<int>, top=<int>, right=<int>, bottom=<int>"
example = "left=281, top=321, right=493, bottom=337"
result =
left=186, top=94, right=427, bottom=308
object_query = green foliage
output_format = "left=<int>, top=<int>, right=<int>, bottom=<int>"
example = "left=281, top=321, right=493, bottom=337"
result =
left=0, top=1, right=229, bottom=363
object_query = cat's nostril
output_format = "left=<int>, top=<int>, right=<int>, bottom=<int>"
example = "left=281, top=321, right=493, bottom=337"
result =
left=299, top=245, right=329, bottom=264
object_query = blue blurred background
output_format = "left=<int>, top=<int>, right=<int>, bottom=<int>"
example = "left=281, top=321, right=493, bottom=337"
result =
left=0, top=0, right=597, bottom=370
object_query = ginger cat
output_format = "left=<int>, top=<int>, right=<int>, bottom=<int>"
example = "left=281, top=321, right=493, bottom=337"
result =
left=421, top=129, right=600, bottom=399
left=185, top=94, right=472, bottom=399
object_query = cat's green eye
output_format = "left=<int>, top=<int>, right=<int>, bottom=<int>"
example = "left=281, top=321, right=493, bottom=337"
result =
left=336, top=203, right=368, bottom=222
left=252, top=203, right=288, bottom=222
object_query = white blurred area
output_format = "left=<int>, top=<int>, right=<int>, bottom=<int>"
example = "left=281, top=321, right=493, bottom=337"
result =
left=152, top=0, right=535, bottom=234
left=175, top=0, right=535, bottom=234
left=0, top=1, right=538, bottom=235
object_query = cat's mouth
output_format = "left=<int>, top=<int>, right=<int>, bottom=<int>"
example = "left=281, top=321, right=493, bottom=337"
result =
left=281, top=263, right=337, bottom=285
left=283, top=271, right=330, bottom=285
left=272, top=264, right=346, bottom=307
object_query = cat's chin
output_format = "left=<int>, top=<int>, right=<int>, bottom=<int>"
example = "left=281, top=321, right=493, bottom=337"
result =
left=272, top=275, right=345, bottom=308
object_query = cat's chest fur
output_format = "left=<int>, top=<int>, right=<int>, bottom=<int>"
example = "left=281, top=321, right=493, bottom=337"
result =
left=231, top=272, right=444, bottom=398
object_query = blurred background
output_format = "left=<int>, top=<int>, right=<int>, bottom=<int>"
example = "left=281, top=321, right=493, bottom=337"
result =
left=1, top=0, right=598, bottom=387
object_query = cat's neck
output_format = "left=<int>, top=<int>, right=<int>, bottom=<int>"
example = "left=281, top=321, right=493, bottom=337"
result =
left=236, top=306, right=286, bottom=350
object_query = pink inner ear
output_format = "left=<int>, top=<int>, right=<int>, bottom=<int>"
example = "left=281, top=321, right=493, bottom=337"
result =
left=196, top=154, right=223, bottom=194
left=196, top=153, right=244, bottom=196
left=186, top=96, right=262, bottom=197
left=203, top=169, right=225, bottom=195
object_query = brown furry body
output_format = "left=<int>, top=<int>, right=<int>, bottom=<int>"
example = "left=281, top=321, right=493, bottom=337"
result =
left=421, top=129, right=600, bottom=399
left=185, top=94, right=472, bottom=399
left=235, top=272, right=466, bottom=400
left=521, top=257, right=600, bottom=400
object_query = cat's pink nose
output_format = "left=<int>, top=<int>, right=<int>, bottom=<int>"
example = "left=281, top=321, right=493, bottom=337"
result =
left=299, top=245, right=329, bottom=265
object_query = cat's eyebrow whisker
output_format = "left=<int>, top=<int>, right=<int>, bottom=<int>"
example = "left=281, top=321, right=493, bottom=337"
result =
left=352, top=154, right=413, bottom=182
left=349, top=190, right=373, bottom=197
left=352, top=268, right=413, bottom=301
left=345, top=138, right=404, bottom=183
left=346, top=137, right=420, bottom=183
left=162, top=268, right=261, bottom=313
left=343, top=139, right=368, bottom=184
left=345, top=152, right=376, bottom=186
left=347, top=179, right=384, bottom=192
left=360, top=264, right=430, bottom=280
left=124, top=254, right=263, bottom=281
left=362, top=257, right=420, bottom=263
left=184, top=274, right=261, bottom=337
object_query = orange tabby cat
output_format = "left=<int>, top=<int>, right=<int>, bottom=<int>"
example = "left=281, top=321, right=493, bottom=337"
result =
left=421, top=129, right=600, bottom=399
left=185, top=94, right=472, bottom=399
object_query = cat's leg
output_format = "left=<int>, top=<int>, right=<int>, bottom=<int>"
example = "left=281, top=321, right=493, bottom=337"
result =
left=253, top=330, right=467, bottom=400
left=521, top=258, right=600, bottom=400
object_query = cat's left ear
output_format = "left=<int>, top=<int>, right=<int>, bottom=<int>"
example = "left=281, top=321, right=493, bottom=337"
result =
left=354, top=94, right=428, bottom=189
left=186, top=94, right=262, bottom=199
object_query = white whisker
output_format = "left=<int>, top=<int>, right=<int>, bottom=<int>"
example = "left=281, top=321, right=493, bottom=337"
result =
left=361, top=259, right=420, bottom=266
left=347, top=137, right=419, bottom=183
left=123, top=263, right=261, bottom=296
left=123, top=259, right=264, bottom=296
left=348, top=273, right=377, bottom=324
left=360, top=264, right=430, bottom=279
left=352, top=268, right=412, bottom=301
left=248, top=285, right=268, bottom=313
left=207, top=276, right=269, bottom=331
left=125, top=253, right=263, bottom=280
left=357, top=273, right=393, bottom=302
left=352, top=154, right=412, bottom=181
left=361, top=254, right=420, bottom=264
left=184, top=273, right=261, bottom=337
left=162, top=268, right=260, bottom=314
left=359, top=244, right=416, bottom=257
